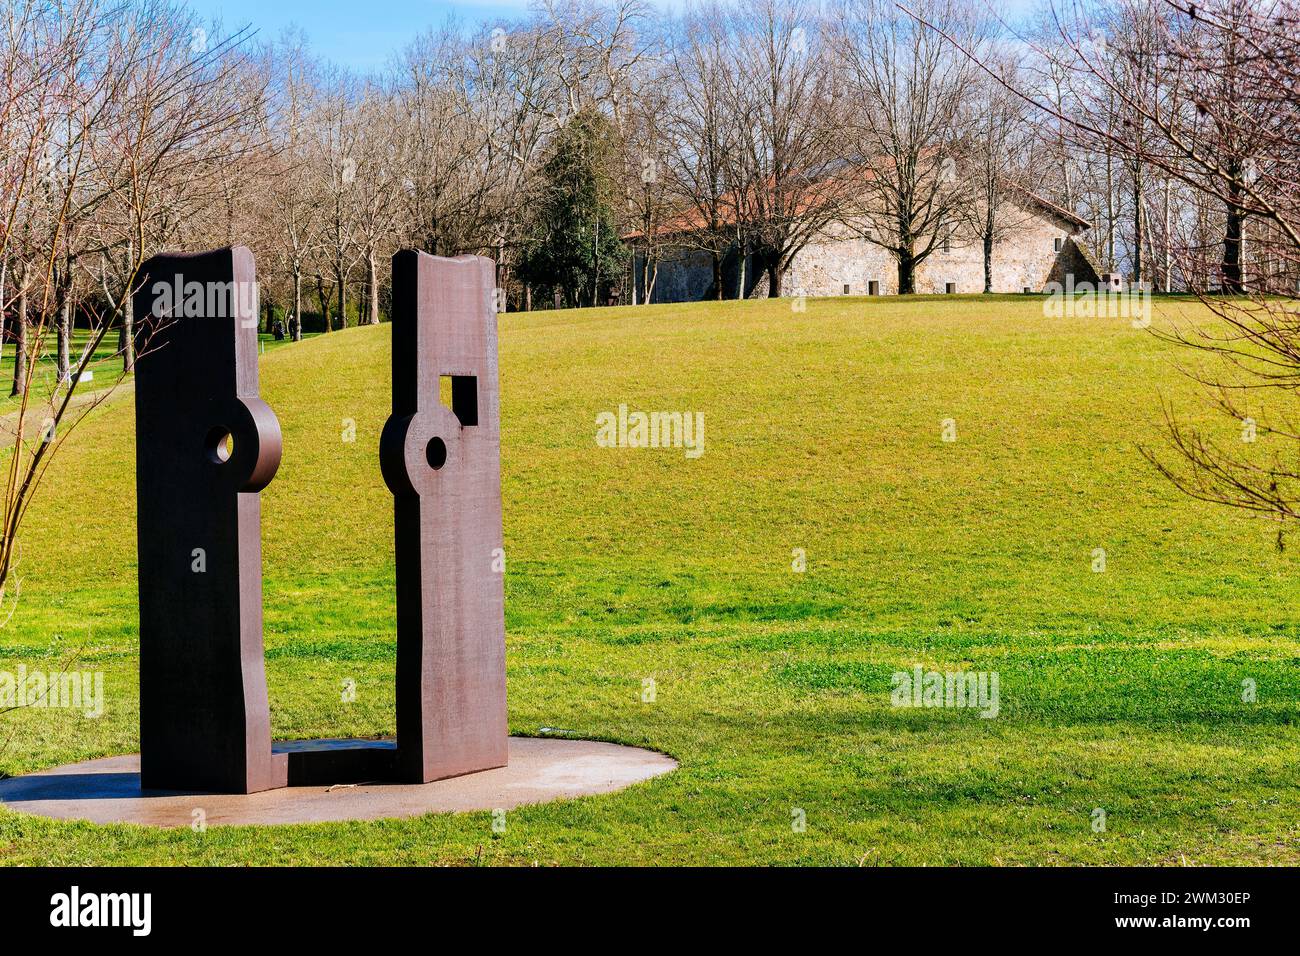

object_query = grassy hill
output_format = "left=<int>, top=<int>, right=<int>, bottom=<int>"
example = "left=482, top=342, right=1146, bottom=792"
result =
left=3, top=293, right=1300, bottom=865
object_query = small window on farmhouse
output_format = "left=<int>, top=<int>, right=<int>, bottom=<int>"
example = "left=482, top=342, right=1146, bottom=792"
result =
left=843, top=284, right=851, bottom=295
left=868, top=280, right=879, bottom=296
left=1054, top=237, right=1063, bottom=253
left=945, top=282, right=956, bottom=294
left=942, top=234, right=951, bottom=254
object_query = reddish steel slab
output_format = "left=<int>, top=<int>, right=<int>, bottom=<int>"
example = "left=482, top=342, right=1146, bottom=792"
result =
left=381, top=252, right=508, bottom=783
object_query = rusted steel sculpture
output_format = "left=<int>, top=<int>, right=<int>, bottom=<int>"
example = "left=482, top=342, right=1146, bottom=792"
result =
left=134, top=247, right=287, bottom=794
left=133, top=246, right=507, bottom=794
left=382, top=251, right=508, bottom=782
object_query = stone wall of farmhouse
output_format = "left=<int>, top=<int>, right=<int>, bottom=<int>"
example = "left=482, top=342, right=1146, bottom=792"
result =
left=784, top=213, right=1073, bottom=296
left=646, top=201, right=1085, bottom=300
left=645, top=247, right=715, bottom=302
left=639, top=244, right=764, bottom=303
left=1045, top=236, right=1102, bottom=288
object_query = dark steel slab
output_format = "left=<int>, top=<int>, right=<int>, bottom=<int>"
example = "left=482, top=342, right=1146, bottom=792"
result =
left=133, top=247, right=286, bottom=794
left=274, top=739, right=398, bottom=787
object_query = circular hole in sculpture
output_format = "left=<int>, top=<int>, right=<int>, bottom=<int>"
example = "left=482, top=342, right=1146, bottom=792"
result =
left=206, top=427, right=234, bottom=464
left=426, top=436, right=448, bottom=470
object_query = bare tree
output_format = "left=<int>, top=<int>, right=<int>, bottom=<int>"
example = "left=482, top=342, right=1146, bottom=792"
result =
left=619, top=61, right=675, bottom=302
left=0, top=0, right=266, bottom=614
left=950, top=0, right=1300, bottom=541
left=263, top=31, right=323, bottom=340
left=831, top=0, right=986, bottom=293
left=959, top=51, right=1038, bottom=293
left=350, top=88, right=405, bottom=324
left=659, top=5, right=741, bottom=300
left=396, top=28, right=502, bottom=258
left=313, top=71, right=364, bottom=330
left=724, top=0, right=844, bottom=297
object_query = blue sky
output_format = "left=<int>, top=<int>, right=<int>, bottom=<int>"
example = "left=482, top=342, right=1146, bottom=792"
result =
left=186, top=0, right=535, bottom=72
left=186, top=0, right=1042, bottom=73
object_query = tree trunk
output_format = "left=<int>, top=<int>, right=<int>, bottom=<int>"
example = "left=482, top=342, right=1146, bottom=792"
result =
left=316, top=274, right=330, bottom=332
left=1170, top=178, right=1180, bottom=291
left=897, top=210, right=917, bottom=294
left=56, top=276, right=71, bottom=383
left=291, top=269, right=303, bottom=341
left=524, top=284, right=532, bottom=312
left=1132, top=171, right=1143, bottom=286
left=0, top=259, right=6, bottom=375
left=497, top=236, right=506, bottom=310
left=1223, top=195, right=1245, bottom=294
left=119, top=239, right=137, bottom=372
left=1104, top=111, right=1116, bottom=271
left=11, top=284, right=27, bottom=397
left=766, top=258, right=782, bottom=298
left=712, top=252, right=723, bottom=301
left=336, top=262, right=346, bottom=328
left=366, top=251, right=380, bottom=324
left=897, top=254, right=917, bottom=295
left=982, top=230, right=994, bottom=294
left=120, top=284, right=135, bottom=373
left=592, top=215, right=600, bottom=308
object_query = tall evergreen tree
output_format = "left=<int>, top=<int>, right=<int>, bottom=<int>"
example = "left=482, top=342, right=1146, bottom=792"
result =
left=519, top=108, right=628, bottom=307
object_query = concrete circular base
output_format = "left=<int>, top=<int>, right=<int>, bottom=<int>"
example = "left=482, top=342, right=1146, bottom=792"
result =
left=0, top=737, right=676, bottom=827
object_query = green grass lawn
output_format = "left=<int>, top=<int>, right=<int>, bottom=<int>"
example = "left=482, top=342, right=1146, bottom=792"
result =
left=0, top=327, right=308, bottom=418
left=2, top=293, right=1299, bottom=866
left=0, top=329, right=120, bottom=418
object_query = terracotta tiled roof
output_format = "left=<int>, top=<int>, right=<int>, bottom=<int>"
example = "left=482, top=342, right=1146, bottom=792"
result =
left=623, top=170, right=850, bottom=240
left=1009, top=184, right=1091, bottom=230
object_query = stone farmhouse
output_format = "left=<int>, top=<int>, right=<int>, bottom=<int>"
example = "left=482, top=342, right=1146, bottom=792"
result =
left=629, top=185, right=1100, bottom=302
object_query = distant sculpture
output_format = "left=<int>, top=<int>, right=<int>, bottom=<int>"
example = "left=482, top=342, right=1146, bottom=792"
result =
left=133, top=246, right=507, bottom=793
